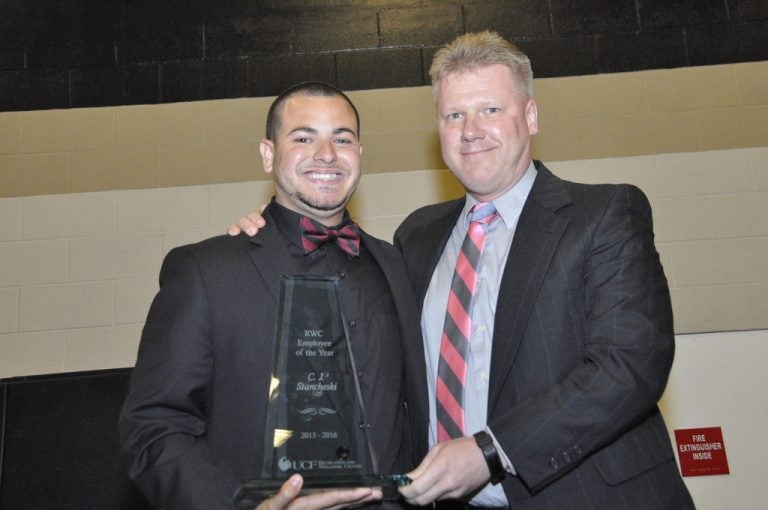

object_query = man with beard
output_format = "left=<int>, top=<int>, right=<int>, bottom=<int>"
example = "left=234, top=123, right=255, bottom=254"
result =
left=120, top=81, right=427, bottom=510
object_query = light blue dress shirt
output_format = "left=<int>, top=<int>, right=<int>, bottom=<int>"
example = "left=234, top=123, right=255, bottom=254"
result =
left=421, top=162, right=537, bottom=507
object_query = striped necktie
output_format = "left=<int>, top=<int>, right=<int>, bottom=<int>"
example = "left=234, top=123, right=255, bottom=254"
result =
left=436, top=202, right=498, bottom=441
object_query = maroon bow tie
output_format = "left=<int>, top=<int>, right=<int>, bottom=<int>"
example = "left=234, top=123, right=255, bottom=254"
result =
left=300, top=217, right=361, bottom=257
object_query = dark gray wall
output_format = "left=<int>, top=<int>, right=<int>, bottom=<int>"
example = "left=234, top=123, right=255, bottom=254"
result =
left=1, top=0, right=767, bottom=112
left=0, top=369, right=151, bottom=509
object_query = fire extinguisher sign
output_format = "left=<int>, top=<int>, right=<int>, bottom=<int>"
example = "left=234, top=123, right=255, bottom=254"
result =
left=674, top=426, right=730, bottom=477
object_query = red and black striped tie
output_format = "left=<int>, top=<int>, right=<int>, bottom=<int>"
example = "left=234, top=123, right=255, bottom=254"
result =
left=300, top=216, right=361, bottom=257
left=436, top=203, right=498, bottom=441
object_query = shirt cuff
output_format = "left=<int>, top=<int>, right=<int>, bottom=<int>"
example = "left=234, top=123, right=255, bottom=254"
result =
left=485, top=426, right=516, bottom=475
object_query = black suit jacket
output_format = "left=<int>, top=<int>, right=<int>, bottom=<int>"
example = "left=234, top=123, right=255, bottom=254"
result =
left=394, top=162, right=694, bottom=509
left=119, top=210, right=429, bottom=510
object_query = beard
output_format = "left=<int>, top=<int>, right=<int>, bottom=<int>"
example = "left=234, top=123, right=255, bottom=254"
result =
left=295, top=190, right=350, bottom=212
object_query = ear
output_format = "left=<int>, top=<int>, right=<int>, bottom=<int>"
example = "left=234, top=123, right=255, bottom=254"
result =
left=259, top=139, right=275, bottom=174
left=525, top=99, right=539, bottom=135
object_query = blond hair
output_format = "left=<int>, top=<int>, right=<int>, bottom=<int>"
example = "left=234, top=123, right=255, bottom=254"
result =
left=429, top=31, right=534, bottom=98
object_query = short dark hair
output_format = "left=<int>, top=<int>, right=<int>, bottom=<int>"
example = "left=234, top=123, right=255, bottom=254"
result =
left=265, top=81, right=360, bottom=141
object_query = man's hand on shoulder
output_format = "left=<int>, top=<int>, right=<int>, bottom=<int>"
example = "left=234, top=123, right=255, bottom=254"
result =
left=255, top=475, right=382, bottom=510
left=227, top=204, right=268, bottom=237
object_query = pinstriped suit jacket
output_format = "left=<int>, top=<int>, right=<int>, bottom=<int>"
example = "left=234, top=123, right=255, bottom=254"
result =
left=394, top=161, right=695, bottom=509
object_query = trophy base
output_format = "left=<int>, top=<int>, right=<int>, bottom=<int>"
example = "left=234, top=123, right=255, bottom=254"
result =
left=235, top=474, right=411, bottom=507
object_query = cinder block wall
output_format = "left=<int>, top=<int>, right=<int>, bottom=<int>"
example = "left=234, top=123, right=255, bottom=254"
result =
left=1, top=61, right=767, bottom=377
left=3, top=1, right=766, bottom=112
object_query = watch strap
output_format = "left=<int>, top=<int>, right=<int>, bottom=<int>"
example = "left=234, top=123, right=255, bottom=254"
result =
left=473, top=430, right=505, bottom=485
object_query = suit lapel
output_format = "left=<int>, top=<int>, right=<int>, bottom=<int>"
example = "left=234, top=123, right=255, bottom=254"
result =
left=246, top=225, right=293, bottom=304
left=412, top=199, right=465, bottom=303
left=361, top=230, right=430, bottom=459
left=488, top=163, right=572, bottom=413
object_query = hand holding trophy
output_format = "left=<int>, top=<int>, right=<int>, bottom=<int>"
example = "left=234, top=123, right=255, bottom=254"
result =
left=253, top=473, right=382, bottom=510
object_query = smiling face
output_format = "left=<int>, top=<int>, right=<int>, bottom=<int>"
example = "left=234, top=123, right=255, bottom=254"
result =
left=260, top=94, right=362, bottom=226
left=436, top=64, right=538, bottom=202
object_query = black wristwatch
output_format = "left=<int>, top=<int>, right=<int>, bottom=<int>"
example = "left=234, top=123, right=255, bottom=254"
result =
left=473, top=430, right=506, bottom=485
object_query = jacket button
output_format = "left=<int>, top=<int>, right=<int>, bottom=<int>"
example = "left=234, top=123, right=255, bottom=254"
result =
left=349, top=320, right=357, bottom=328
left=572, top=446, right=582, bottom=456
left=549, top=458, right=559, bottom=470
left=561, top=451, right=571, bottom=463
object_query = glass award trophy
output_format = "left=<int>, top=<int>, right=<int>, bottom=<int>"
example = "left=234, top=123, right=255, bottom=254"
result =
left=235, top=275, right=409, bottom=506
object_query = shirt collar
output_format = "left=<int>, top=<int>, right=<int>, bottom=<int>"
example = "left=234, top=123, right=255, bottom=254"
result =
left=461, top=161, right=537, bottom=230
